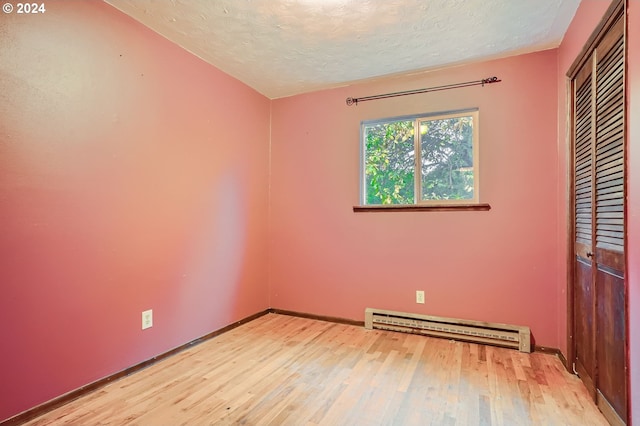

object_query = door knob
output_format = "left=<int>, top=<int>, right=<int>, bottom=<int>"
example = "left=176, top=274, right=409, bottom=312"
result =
left=586, top=252, right=594, bottom=258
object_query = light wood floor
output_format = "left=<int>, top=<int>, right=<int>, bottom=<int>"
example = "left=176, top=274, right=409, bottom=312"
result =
left=25, top=313, right=607, bottom=426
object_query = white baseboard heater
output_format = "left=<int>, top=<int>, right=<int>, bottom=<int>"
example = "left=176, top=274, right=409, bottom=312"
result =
left=365, top=308, right=531, bottom=353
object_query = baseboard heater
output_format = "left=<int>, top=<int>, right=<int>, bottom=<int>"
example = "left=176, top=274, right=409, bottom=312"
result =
left=365, top=308, right=531, bottom=353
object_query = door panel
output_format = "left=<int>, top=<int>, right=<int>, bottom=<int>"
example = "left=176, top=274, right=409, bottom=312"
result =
left=574, top=258, right=596, bottom=398
left=596, top=267, right=627, bottom=420
left=572, top=52, right=596, bottom=399
left=593, top=15, right=626, bottom=422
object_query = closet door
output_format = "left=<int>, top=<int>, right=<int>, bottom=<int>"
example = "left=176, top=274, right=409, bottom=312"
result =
left=572, top=56, right=596, bottom=399
left=593, top=15, right=626, bottom=423
left=569, top=2, right=627, bottom=424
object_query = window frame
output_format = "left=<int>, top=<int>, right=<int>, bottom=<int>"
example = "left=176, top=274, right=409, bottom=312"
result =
left=359, top=108, right=481, bottom=207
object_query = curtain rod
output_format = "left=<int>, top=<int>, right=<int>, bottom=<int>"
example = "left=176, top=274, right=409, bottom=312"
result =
left=345, top=76, right=501, bottom=106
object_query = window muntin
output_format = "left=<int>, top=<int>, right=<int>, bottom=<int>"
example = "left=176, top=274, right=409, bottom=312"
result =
left=362, top=110, right=479, bottom=205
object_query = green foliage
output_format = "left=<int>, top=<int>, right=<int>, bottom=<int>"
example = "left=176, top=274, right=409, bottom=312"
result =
left=364, top=115, right=474, bottom=204
left=420, top=116, right=474, bottom=200
left=364, top=120, right=415, bottom=204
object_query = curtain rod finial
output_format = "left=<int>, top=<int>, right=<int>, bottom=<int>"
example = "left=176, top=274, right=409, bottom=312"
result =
left=346, top=97, right=357, bottom=106
left=482, top=76, right=500, bottom=85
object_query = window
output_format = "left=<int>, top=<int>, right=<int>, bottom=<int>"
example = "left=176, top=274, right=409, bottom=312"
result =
left=361, top=109, right=479, bottom=206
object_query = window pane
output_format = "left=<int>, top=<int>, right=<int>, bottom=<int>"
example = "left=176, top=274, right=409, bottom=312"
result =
left=419, top=115, right=474, bottom=201
left=364, top=120, right=415, bottom=205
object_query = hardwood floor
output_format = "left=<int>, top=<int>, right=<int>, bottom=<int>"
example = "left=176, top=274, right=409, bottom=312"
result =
left=24, top=314, right=607, bottom=425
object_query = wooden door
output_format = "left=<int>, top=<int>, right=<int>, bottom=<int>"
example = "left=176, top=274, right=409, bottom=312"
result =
left=572, top=54, right=596, bottom=399
left=569, top=2, right=627, bottom=424
left=593, top=15, right=626, bottom=423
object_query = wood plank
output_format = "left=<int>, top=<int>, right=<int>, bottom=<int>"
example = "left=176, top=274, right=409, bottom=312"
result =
left=20, top=314, right=608, bottom=426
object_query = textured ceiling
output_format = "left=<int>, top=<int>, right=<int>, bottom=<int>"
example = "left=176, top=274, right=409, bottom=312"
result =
left=104, top=0, right=581, bottom=99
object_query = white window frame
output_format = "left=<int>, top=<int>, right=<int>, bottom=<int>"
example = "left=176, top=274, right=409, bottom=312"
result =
left=360, top=109, right=480, bottom=206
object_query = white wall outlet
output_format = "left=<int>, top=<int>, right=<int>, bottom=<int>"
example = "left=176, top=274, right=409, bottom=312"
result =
left=416, top=291, right=425, bottom=304
left=142, top=309, right=153, bottom=330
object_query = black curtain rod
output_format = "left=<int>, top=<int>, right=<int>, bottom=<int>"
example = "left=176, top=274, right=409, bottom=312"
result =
left=345, top=76, right=501, bottom=106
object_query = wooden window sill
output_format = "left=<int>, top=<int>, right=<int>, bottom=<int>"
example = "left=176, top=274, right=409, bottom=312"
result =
left=353, top=203, right=491, bottom=213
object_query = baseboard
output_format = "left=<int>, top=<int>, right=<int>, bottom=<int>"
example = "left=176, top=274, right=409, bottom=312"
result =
left=533, top=345, right=561, bottom=355
left=269, top=308, right=364, bottom=327
left=0, top=309, right=270, bottom=426
left=533, top=345, right=569, bottom=368
left=597, top=390, right=627, bottom=426
left=557, top=350, right=568, bottom=370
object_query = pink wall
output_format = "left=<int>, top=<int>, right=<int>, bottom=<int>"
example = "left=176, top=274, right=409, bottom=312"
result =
left=0, top=1, right=270, bottom=421
left=269, top=50, right=560, bottom=347
left=627, top=0, right=639, bottom=422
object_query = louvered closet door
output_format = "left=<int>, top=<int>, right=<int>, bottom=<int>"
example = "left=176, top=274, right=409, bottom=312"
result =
left=594, top=15, right=626, bottom=422
left=571, top=8, right=626, bottom=425
left=572, top=55, right=596, bottom=400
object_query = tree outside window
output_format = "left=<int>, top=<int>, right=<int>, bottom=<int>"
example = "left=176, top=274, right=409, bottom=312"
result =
left=362, top=110, right=479, bottom=205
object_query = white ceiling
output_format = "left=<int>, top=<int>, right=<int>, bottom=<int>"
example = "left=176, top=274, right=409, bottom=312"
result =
left=104, top=0, right=581, bottom=99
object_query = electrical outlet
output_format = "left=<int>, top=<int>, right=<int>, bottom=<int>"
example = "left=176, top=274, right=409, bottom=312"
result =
left=416, top=291, right=425, bottom=304
left=142, top=309, right=153, bottom=330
